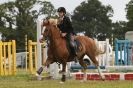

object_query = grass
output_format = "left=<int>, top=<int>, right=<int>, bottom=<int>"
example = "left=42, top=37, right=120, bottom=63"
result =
left=0, top=74, right=133, bottom=88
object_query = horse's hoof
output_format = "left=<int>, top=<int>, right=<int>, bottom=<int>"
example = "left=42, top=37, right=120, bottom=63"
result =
left=35, top=73, right=39, bottom=76
left=101, top=76, right=105, bottom=81
left=36, top=74, right=42, bottom=81
left=59, top=81, right=64, bottom=84
left=102, top=79, right=105, bottom=81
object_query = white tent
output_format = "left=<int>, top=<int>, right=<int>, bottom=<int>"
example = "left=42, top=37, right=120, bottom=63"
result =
left=125, top=31, right=133, bottom=41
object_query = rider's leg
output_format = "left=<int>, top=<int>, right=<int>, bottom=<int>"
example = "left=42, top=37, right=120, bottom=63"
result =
left=70, top=34, right=77, bottom=56
left=66, top=33, right=77, bottom=56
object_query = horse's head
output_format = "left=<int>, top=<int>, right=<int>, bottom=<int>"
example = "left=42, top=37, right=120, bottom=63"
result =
left=42, top=18, right=58, bottom=27
left=42, top=18, right=61, bottom=40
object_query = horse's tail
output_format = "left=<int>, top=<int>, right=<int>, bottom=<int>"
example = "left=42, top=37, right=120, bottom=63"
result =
left=94, top=39, right=106, bottom=56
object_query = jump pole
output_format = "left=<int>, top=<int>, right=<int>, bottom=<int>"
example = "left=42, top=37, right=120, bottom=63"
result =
left=37, top=20, right=42, bottom=69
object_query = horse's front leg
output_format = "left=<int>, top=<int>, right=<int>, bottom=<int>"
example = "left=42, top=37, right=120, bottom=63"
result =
left=36, top=58, right=53, bottom=79
left=60, top=63, right=67, bottom=83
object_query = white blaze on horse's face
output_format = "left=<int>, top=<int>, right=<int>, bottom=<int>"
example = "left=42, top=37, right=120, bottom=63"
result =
left=42, top=26, right=46, bottom=33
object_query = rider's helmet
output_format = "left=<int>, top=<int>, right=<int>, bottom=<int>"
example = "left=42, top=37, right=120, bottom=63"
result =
left=57, top=7, right=66, bottom=14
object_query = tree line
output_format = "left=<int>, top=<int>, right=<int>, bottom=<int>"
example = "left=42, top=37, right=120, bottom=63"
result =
left=0, top=0, right=133, bottom=51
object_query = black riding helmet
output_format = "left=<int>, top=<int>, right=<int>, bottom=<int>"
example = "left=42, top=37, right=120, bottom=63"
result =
left=57, top=7, right=66, bottom=14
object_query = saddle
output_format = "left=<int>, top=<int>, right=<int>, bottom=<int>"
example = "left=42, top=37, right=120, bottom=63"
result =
left=66, top=39, right=82, bottom=56
left=74, top=39, right=81, bottom=53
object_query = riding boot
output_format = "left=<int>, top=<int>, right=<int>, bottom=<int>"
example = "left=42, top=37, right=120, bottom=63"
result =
left=74, top=48, right=78, bottom=63
left=74, top=47, right=78, bottom=56
left=71, top=47, right=78, bottom=63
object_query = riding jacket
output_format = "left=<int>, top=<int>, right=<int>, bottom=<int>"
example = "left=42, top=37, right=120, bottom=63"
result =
left=57, top=16, right=74, bottom=34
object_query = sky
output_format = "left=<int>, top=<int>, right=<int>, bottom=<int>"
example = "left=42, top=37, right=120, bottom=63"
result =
left=49, top=0, right=130, bottom=22
left=0, top=0, right=131, bottom=22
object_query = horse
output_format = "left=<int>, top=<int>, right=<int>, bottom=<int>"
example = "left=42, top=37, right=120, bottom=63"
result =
left=36, top=18, right=105, bottom=83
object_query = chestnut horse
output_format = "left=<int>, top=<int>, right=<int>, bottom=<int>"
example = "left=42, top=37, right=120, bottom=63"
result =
left=36, top=18, right=105, bottom=83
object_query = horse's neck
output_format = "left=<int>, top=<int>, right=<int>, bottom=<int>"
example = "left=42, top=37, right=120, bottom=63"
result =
left=49, top=26, right=63, bottom=47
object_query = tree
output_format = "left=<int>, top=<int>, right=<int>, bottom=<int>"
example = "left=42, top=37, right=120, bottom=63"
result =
left=126, top=0, right=133, bottom=31
left=72, top=0, right=113, bottom=40
left=0, top=2, right=16, bottom=41
left=0, top=4, right=6, bottom=34
left=112, top=21, right=127, bottom=40
left=0, top=0, right=55, bottom=50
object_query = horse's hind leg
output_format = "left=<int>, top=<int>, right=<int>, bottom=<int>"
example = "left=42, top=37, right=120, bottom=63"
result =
left=86, top=52, right=105, bottom=80
left=60, top=62, right=67, bottom=83
left=79, top=57, right=87, bottom=82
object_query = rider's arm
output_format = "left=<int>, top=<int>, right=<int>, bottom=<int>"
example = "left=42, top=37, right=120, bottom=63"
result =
left=64, top=16, right=74, bottom=33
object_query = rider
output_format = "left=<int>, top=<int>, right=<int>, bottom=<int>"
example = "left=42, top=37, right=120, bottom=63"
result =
left=57, top=7, right=77, bottom=56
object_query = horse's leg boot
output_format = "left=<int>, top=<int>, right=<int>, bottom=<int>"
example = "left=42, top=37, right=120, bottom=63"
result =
left=36, top=67, right=43, bottom=75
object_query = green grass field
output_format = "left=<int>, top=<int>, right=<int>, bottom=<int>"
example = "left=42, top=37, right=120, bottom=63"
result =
left=0, top=74, right=133, bottom=88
